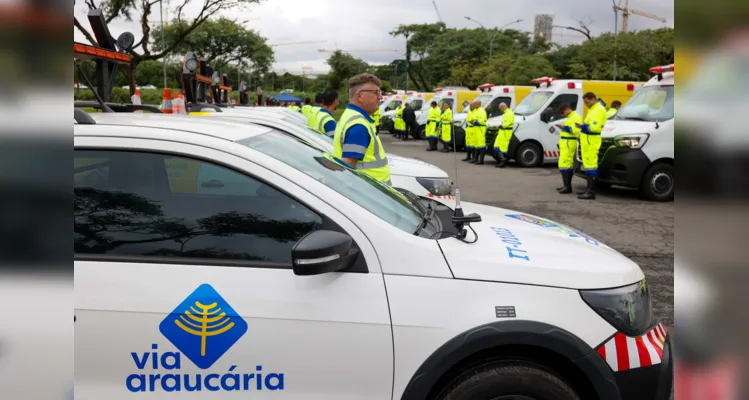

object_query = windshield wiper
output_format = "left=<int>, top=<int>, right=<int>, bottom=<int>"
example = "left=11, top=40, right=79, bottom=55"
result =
left=621, top=116, right=647, bottom=121
left=414, top=202, right=435, bottom=236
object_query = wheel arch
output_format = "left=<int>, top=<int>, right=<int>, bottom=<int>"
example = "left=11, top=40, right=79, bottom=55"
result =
left=399, top=320, right=622, bottom=400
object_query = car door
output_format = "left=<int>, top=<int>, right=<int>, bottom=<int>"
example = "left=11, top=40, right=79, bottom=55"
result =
left=74, top=135, right=394, bottom=399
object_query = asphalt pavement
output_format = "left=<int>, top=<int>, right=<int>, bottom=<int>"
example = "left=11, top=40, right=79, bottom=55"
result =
left=383, top=133, right=674, bottom=331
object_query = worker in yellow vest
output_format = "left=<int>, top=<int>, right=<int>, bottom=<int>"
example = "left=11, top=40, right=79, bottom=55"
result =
left=466, top=100, right=488, bottom=164
left=301, top=98, right=312, bottom=117
left=307, top=93, right=323, bottom=129
left=425, top=101, right=440, bottom=151
left=314, top=89, right=339, bottom=137
left=553, top=103, right=582, bottom=194
left=333, top=74, right=391, bottom=184
left=577, top=92, right=608, bottom=200
left=372, top=107, right=381, bottom=133
left=440, top=102, right=453, bottom=153
left=394, top=102, right=405, bottom=139
left=606, top=100, right=622, bottom=119
left=493, top=103, right=515, bottom=168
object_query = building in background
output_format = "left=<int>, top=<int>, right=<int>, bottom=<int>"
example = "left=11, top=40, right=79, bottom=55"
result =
left=534, top=14, right=554, bottom=42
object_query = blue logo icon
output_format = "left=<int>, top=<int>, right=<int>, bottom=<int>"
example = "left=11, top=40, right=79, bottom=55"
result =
left=159, top=284, right=248, bottom=369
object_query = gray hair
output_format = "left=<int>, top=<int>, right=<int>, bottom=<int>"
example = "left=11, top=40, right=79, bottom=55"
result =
left=348, top=73, right=382, bottom=98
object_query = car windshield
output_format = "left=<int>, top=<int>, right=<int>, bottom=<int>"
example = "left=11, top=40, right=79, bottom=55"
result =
left=243, top=131, right=423, bottom=234
left=473, top=93, right=493, bottom=108
left=514, top=91, right=553, bottom=116
left=409, top=99, right=423, bottom=110
left=616, top=85, right=674, bottom=121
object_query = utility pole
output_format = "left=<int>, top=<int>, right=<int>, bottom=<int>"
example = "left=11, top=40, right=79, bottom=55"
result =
left=612, top=0, right=619, bottom=81
left=159, top=0, right=166, bottom=88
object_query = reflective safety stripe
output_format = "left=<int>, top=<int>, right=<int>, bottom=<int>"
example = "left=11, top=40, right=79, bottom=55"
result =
left=358, top=158, right=389, bottom=169
left=560, top=136, right=578, bottom=140
left=343, top=144, right=367, bottom=154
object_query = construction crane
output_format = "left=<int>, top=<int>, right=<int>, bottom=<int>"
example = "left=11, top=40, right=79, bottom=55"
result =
left=614, top=0, right=666, bottom=32
left=432, top=0, right=444, bottom=24
left=317, top=48, right=400, bottom=54
left=269, top=40, right=327, bottom=47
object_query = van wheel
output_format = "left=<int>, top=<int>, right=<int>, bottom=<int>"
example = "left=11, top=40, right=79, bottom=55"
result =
left=417, top=125, right=426, bottom=139
left=641, top=163, right=674, bottom=201
left=516, top=142, right=542, bottom=167
left=437, top=362, right=581, bottom=400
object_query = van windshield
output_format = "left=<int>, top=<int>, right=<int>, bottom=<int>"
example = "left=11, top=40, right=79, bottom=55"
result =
left=409, top=99, right=423, bottom=110
left=616, top=85, right=674, bottom=121
left=422, top=96, right=442, bottom=110
left=514, top=91, right=553, bottom=116
left=473, top=93, right=493, bottom=108
left=243, top=131, right=423, bottom=234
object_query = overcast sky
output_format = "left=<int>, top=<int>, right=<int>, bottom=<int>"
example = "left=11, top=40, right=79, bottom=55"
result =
left=74, top=0, right=674, bottom=75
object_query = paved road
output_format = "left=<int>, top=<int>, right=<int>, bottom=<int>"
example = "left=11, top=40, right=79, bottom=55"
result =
left=384, top=134, right=674, bottom=331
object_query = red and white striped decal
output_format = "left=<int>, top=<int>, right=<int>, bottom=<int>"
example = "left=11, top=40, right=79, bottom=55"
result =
left=427, top=194, right=455, bottom=200
left=543, top=151, right=560, bottom=158
left=596, top=323, right=668, bottom=372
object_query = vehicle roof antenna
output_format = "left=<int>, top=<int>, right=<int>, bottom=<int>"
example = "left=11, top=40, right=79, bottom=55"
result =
left=450, top=101, right=481, bottom=243
left=75, top=62, right=114, bottom=113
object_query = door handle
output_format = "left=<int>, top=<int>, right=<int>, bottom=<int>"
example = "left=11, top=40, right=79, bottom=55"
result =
left=201, top=180, right=224, bottom=189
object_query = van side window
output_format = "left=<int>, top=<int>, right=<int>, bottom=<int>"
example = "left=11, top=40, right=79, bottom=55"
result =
left=548, top=94, right=579, bottom=120
left=486, top=97, right=512, bottom=118
left=74, top=150, right=323, bottom=265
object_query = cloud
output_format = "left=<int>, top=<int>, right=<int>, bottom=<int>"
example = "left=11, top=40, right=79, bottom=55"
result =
left=74, top=0, right=673, bottom=74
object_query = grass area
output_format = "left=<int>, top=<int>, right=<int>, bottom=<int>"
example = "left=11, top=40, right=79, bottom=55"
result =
left=332, top=109, right=345, bottom=120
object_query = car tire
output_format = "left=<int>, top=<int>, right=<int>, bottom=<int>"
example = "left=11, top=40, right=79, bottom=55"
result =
left=516, top=142, right=542, bottom=167
left=454, top=127, right=466, bottom=151
left=641, top=162, right=674, bottom=201
left=417, top=125, right=426, bottom=139
left=437, top=362, right=581, bottom=400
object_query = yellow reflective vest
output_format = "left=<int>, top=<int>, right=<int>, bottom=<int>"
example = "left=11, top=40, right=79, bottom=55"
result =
left=333, top=107, right=391, bottom=184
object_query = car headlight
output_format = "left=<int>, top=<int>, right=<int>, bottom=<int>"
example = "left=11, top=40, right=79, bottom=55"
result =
left=580, top=279, right=653, bottom=336
left=614, top=134, right=649, bottom=149
left=416, top=177, right=453, bottom=195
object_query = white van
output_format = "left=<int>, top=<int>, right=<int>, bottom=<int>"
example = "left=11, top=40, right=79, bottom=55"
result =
left=487, top=78, right=641, bottom=167
left=453, top=84, right=534, bottom=129
left=416, top=87, right=477, bottom=138
left=572, top=65, right=674, bottom=201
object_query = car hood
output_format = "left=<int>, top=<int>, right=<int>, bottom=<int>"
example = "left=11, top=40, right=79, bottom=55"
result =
left=389, top=154, right=449, bottom=178
left=433, top=200, right=644, bottom=289
left=600, top=119, right=660, bottom=138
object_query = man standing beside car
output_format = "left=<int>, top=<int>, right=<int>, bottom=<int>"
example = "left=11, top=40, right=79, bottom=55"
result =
left=307, top=93, right=324, bottom=129
left=576, top=92, right=607, bottom=200
left=315, top=89, right=339, bottom=138
left=553, top=103, right=582, bottom=194
left=333, top=74, right=391, bottom=185
left=402, top=101, right=416, bottom=141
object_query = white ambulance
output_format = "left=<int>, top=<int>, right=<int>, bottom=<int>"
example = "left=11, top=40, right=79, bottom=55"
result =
left=453, top=84, right=534, bottom=129
left=487, top=78, right=641, bottom=167
left=572, top=65, right=674, bottom=201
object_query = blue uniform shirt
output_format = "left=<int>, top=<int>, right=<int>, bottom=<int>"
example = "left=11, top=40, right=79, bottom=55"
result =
left=341, top=104, right=375, bottom=160
left=318, top=109, right=337, bottom=135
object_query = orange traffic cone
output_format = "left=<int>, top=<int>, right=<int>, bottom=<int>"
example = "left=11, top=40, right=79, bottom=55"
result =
left=161, top=88, right=173, bottom=114
left=132, top=89, right=143, bottom=113
left=172, top=91, right=186, bottom=114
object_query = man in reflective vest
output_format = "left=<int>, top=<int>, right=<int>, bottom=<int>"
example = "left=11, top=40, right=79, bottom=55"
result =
left=372, top=107, right=381, bottom=133
left=394, top=101, right=405, bottom=139
left=301, top=98, right=312, bottom=118
left=463, top=103, right=476, bottom=161
left=493, top=103, right=515, bottom=168
left=425, top=101, right=440, bottom=151
left=577, top=92, right=608, bottom=200
left=315, top=89, right=339, bottom=138
left=553, top=103, right=582, bottom=194
left=467, top=100, right=488, bottom=164
left=333, top=74, right=391, bottom=185
left=606, top=100, right=621, bottom=119
left=307, top=93, right=324, bottom=129
left=440, top=102, right=453, bottom=153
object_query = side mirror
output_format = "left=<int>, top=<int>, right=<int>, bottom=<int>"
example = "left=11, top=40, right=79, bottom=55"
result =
left=292, top=230, right=356, bottom=276
left=540, top=107, right=553, bottom=123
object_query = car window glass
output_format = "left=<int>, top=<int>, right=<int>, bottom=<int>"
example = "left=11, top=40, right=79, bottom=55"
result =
left=547, top=94, right=579, bottom=120
left=617, top=85, right=674, bottom=121
left=514, top=91, right=553, bottom=116
left=243, top=130, right=423, bottom=234
left=486, top=96, right=512, bottom=118
left=74, top=150, right=323, bottom=264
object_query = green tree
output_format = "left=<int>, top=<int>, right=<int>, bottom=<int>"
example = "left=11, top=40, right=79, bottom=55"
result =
left=505, top=55, right=559, bottom=85
left=151, top=17, right=274, bottom=75
left=325, top=50, right=370, bottom=91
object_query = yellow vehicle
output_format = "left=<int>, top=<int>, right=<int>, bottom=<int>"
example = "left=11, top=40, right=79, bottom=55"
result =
left=485, top=77, right=644, bottom=167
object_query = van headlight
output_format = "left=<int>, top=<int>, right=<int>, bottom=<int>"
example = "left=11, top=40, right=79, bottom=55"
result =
left=614, top=134, right=649, bottom=149
left=416, top=177, right=453, bottom=195
left=580, top=279, right=653, bottom=336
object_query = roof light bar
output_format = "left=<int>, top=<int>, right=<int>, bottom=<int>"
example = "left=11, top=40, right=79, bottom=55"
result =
left=649, top=64, right=674, bottom=74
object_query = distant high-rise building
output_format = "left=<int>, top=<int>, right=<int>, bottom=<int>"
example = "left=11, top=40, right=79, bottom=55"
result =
left=534, top=14, right=554, bottom=42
